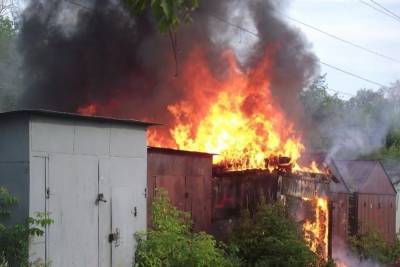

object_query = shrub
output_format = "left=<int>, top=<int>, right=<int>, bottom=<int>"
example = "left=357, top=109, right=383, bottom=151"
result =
left=134, top=188, right=238, bottom=267
left=231, top=202, right=320, bottom=267
left=349, top=229, right=400, bottom=265
left=0, top=187, right=53, bottom=266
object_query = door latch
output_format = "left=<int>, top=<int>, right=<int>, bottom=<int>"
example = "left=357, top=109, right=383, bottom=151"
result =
left=95, top=193, right=107, bottom=204
left=108, top=228, right=120, bottom=247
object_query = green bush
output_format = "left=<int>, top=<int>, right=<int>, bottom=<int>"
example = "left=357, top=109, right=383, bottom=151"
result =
left=349, top=229, right=400, bottom=265
left=0, top=187, right=53, bottom=266
left=134, top=188, right=238, bottom=267
left=231, top=202, right=321, bottom=267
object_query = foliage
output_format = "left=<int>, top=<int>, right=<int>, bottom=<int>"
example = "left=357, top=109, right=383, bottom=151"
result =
left=126, top=0, right=199, bottom=32
left=0, top=187, right=53, bottom=267
left=300, top=75, right=344, bottom=151
left=348, top=229, right=400, bottom=265
left=301, top=76, right=400, bottom=160
left=231, top=202, right=320, bottom=267
left=0, top=187, right=18, bottom=218
left=0, top=15, right=13, bottom=53
left=135, top=188, right=238, bottom=267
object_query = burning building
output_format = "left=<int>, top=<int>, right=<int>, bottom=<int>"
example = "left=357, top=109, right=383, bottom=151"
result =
left=12, top=0, right=338, bottom=264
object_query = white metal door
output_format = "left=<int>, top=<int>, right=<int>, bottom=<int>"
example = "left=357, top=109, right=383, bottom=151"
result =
left=47, top=154, right=99, bottom=267
left=111, top=187, right=136, bottom=267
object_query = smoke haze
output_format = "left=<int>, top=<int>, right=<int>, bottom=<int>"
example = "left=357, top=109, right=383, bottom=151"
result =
left=16, top=0, right=318, bottom=129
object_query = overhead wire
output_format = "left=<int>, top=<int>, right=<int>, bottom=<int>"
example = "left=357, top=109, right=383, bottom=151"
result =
left=206, top=13, right=387, bottom=89
left=64, top=0, right=388, bottom=93
left=359, top=0, right=400, bottom=23
left=368, top=0, right=400, bottom=21
left=272, top=9, right=400, bottom=64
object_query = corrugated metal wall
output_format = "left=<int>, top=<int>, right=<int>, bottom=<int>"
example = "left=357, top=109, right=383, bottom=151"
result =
left=331, top=192, right=349, bottom=243
left=357, top=194, right=396, bottom=243
left=147, top=147, right=213, bottom=232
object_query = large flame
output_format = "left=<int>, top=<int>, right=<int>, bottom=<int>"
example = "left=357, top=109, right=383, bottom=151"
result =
left=302, top=197, right=329, bottom=261
left=148, top=47, right=320, bottom=172
left=78, top=46, right=322, bottom=172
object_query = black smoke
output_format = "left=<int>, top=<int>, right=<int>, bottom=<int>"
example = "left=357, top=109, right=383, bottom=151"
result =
left=17, top=0, right=318, bottom=124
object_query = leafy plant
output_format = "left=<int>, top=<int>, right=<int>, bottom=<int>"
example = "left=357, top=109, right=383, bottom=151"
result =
left=0, top=187, right=53, bottom=266
left=134, top=188, right=238, bottom=267
left=126, top=0, right=199, bottom=33
left=349, top=229, right=400, bottom=265
left=231, top=202, right=320, bottom=267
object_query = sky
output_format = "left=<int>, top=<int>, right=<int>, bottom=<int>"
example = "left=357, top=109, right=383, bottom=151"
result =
left=287, top=0, right=400, bottom=97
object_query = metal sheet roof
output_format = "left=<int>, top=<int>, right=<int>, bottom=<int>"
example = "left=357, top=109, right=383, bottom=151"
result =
left=148, top=146, right=215, bottom=158
left=332, top=160, right=396, bottom=195
left=0, top=109, right=159, bottom=127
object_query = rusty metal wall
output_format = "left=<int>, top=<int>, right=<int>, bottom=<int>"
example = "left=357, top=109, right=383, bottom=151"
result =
left=147, top=147, right=213, bottom=232
left=212, top=171, right=278, bottom=221
left=331, top=193, right=350, bottom=246
left=356, top=193, right=396, bottom=243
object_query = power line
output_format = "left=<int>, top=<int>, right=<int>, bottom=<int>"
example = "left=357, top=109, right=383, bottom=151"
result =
left=207, top=13, right=387, bottom=88
left=320, top=61, right=385, bottom=87
left=273, top=10, right=400, bottom=64
left=64, top=1, right=388, bottom=88
left=368, top=0, right=400, bottom=21
left=359, top=0, right=400, bottom=23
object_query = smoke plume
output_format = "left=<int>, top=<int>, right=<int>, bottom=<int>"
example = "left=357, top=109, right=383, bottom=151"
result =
left=17, top=0, right=318, bottom=129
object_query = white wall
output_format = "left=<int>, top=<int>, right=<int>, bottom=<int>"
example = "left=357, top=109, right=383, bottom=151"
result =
left=29, top=116, right=147, bottom=267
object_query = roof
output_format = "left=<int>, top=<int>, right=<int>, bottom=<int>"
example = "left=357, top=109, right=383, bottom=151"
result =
left=0, top=109, right=159, bottom=127
left=148, top=146, right=215, bottom=158
left=331, top=160, right=396, bottom=195
left=329, top=162, right=351, bottom=194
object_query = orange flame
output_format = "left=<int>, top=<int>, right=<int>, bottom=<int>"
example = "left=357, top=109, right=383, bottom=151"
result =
left=148, top=47, right=322, bottom=172
left=302, top=197, right=329, bottom=261
left=76, top=46, right=324, bottom=173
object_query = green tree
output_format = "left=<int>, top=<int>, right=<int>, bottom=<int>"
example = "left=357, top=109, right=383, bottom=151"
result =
left=300, top=75, right=344, bottom=150
left=231, top=202, right=320, bottom=267
left=0, top=3, right=20, bottom=112
left=135, top=188, right=237, bottom=267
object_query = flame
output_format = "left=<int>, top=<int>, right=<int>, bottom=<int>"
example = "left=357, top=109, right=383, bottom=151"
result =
left=78, top=104, right=97, bottom=116
left=147, top=47, right=323, bottom=172
left=302, top=197, right=329, bottom=261
left=76, top=46, right=324, bottom=173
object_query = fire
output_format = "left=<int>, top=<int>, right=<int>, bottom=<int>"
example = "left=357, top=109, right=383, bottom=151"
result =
left=78, top=104, right=97, bottom=116
left=302, top=197, right=329, bottom=261
left=147, top=47, right=322, bottom=172
left=76, top=46, right=324, bottom=173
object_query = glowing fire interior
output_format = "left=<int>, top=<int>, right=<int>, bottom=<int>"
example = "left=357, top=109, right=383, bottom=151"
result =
left=146, top=48, right=322, bottom=172
left=302, top=197, right=329, bottom=260
left=77, top=47, right=323, bottom=172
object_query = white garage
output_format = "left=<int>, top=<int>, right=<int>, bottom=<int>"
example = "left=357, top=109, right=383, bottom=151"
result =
left=0, top=110, right=154, bottom=267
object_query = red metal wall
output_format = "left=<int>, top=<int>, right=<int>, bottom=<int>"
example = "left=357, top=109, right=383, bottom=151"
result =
left=357, top=193, right=396, bottom=243
left=147, top=147, right=213, bottom=232
left=331, top=193, right=350, bottom=248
